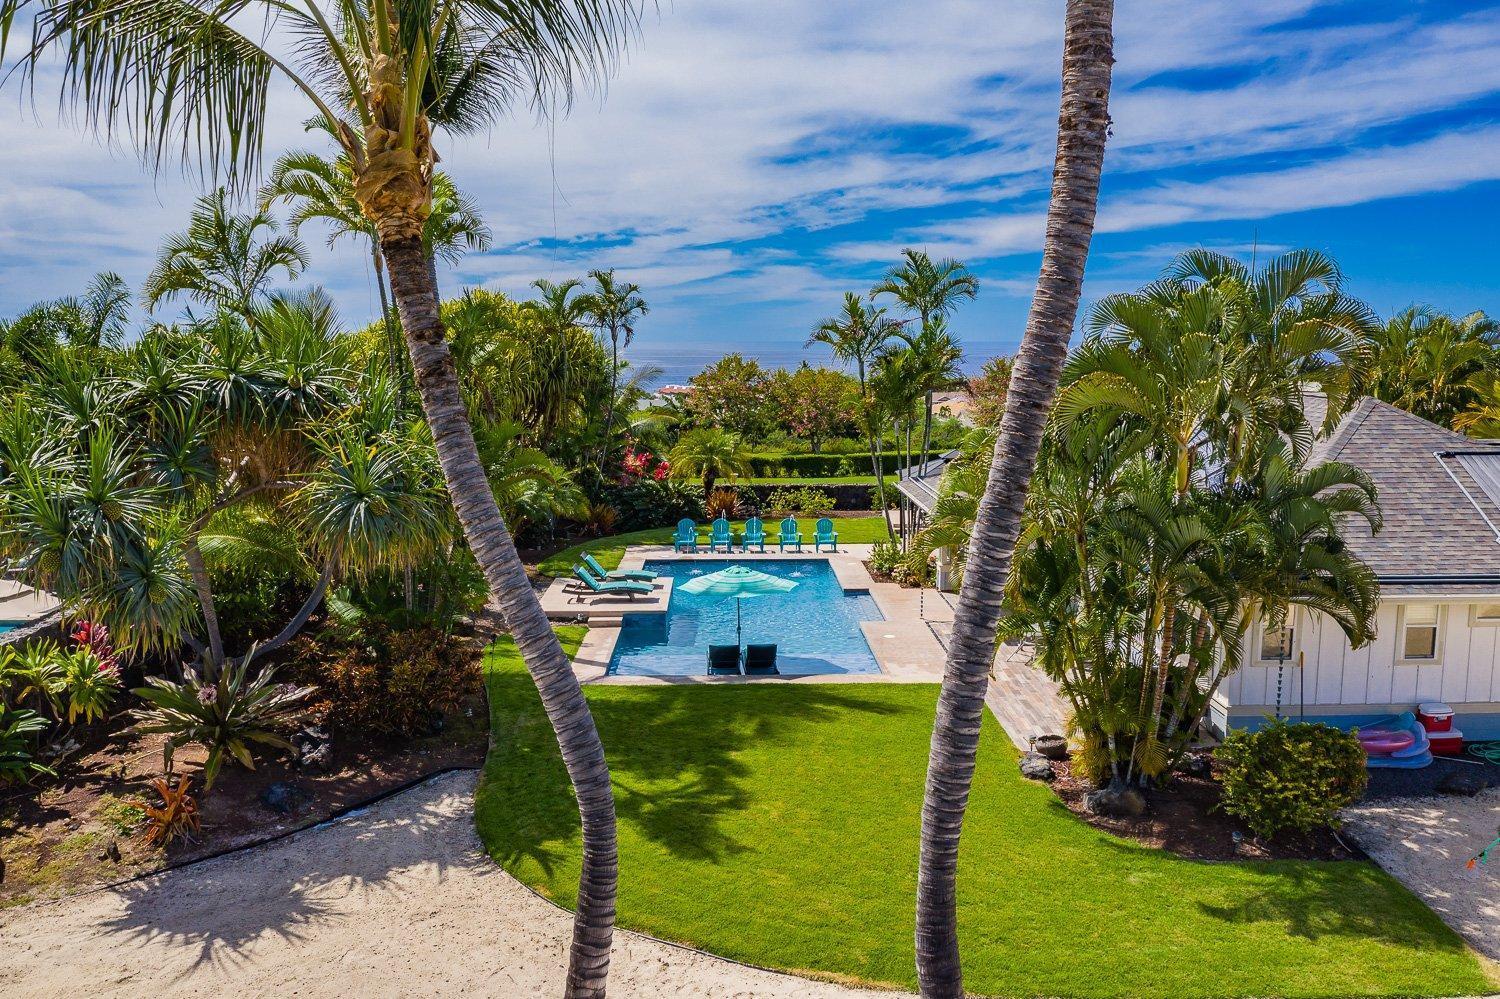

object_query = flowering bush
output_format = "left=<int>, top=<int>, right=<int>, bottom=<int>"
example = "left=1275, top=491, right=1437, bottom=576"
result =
left=619, top=440, right=671, bottom=484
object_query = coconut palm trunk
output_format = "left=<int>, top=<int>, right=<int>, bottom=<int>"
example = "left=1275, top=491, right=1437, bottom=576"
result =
left=382, top=231, right=617, bottom=998
left=914, top=4, right=1114, bottom=997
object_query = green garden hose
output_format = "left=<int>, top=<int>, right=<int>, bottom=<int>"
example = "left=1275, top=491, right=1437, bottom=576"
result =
left=1467, top=741, right=1500, bottom=765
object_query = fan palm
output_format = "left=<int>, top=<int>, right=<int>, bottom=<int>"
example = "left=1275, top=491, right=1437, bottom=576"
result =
left=808, top=292, right=901, bottom=537
left=668, top=427, right=751, bottom=496
left=582, top=268, right=648, bottom=471
left=143, top=189, right=308, bottom=323
left=915, top=4, right=1114, bottom=995
left=1, top=5, right=644, bottom=989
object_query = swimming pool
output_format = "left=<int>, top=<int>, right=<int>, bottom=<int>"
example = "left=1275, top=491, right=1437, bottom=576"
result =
left=606, top=559, right=884, bottom=677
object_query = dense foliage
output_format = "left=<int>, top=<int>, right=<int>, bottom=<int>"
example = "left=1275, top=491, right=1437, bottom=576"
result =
left=1214, top=720, right=1368, bottom=839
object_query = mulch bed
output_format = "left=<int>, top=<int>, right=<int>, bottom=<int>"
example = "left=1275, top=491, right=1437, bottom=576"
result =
left=1048, top=758, right=1365, bottom=862
left=1, top=658, right=489, bottom=908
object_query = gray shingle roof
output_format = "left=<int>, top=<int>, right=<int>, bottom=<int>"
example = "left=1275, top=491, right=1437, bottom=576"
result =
left=896, top=450, right=960, bottom=513
left=1310, top=397, right=1500, bottom=584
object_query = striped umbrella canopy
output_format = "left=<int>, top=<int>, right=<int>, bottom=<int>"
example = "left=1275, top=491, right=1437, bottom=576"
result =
left=679, top=565, right=797, bottom=647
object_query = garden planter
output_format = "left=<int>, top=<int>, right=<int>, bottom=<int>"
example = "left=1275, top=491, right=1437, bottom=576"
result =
left=1034, top=734, right=1068, bottom=760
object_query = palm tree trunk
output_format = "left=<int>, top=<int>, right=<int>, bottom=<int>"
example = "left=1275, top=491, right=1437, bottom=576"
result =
left=182, top=538, right=225, bottom=673
left=371, top=243, right=402, bottom=385
left=861, top=364, right=896, bottom=540
left=242, top=556, right=337, bottom=667
left=914, top=4, right=1114, bottom=996
left=382, top=232, right=618, bottom=999
left=599, top=333, right=620, bottom=474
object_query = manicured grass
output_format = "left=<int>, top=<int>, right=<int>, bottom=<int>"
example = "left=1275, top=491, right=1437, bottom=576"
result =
left=744, top=475, right=878, bottom=485
left=477, top=641, right=1493, bottom=998
left=536, top=516, right=894, bottom=577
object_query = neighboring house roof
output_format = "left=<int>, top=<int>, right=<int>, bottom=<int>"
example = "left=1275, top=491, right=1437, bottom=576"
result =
left=896, top=450, right=961, bottom=513
left=1311, top=397, right=1500, bottom=591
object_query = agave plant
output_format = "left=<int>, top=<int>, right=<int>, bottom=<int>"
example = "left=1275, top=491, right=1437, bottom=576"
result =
left=132, top=660, right=314, bottom=790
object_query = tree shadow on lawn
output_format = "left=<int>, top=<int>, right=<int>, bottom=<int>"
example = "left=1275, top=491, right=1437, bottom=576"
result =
left=1076, top=815, right=1472, bottom=954
left=478, top=669, right=914, bottom=885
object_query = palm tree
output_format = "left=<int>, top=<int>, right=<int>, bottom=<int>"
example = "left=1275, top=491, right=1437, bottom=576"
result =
left=1354, top=306, right=1499, bottom=427
left=808, top=292, right=901, bottom=538
left=897, top=317, right=966, bottom=475
left=144, top=189, right=308, bottom=323
left=1, top=6, right=644, bottom=991
left=582, top=269, right=648, bottom=472
left=914, top=3, right=1115, bottom=996
left=873, top=248, right=978, bottom=468
left=54, top=272, right=133, bottom=349
left=668, top=427, right=752, bottom=496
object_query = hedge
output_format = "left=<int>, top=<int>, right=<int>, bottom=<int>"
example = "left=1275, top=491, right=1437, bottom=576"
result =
left=745, top=451, right=945, bottom=477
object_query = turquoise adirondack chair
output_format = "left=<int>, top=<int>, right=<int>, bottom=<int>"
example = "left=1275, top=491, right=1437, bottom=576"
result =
left=742, top=516, right=766, bottom=553
left=709, top=517, right=733, bottom=553
left=814, top=517, right=838, bottom=552
left=777, top=517, right=802, bottom=552
left=672, top=518, right=698, bottom=553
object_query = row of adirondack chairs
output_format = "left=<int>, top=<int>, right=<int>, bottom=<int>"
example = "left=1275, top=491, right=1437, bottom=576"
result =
left=672, top=517, right=838, bottom=553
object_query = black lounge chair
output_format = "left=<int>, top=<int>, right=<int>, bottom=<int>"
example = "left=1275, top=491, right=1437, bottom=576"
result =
left=743, top=644, right=778, bottom=675
left=707, top=644, right=741, bottom=675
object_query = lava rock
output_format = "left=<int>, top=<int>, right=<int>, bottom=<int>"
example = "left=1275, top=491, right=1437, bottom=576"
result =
left=293, top=725, right=333, bottom=771
left=1177, top=753, right=1213, bottom=778
left=1437, top=769, right=1490, bottom=796
left=1083, top=783, right=1147, bottom=818
left=261, top=781, right=302, bottom=815
left=1033, top=735, right=1069, bottom=760
left=98, top=836, right=121, bottom=863
left=1019, top=752, right=1055, bottom=782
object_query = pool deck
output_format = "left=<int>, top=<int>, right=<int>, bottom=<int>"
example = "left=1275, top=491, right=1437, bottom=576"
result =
left=551, top=544, right=1074, bottom=749
left=0, top=579, right=60, bottom=622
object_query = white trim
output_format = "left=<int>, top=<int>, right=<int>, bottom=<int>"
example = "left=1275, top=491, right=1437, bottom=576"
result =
left=1469, top=602, right=1500, bottom=627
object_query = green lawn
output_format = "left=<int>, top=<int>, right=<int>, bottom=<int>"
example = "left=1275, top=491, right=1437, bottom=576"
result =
left=536, top=516, right=893, bottom=577
left=477, top=635, right=1493, bottom=998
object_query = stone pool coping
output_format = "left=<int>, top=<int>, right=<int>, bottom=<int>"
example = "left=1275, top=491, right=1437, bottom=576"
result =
left=567, top=545, right=953, bottom=685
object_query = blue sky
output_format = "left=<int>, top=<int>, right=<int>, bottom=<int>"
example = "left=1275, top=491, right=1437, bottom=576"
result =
left=1, top=0, right=1497, bottom=382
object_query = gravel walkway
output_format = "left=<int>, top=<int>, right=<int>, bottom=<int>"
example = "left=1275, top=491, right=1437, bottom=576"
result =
left=0, top=770, right=899, bottom=998
left=1343, top=789, right=1500, bottom=963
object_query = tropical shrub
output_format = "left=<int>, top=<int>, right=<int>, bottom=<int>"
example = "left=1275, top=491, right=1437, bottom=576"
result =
left=132, top=663, right=315, bottom=790
left=598, top=479, right=704, bottom=531
left=291, top=623, right=479, bottom=737
left=0, top=705, right=51, bottom=783
left=0, top=641, right=66, bottom=715
left=580, top=500, right=618, bottom=537
left=61, top=648, right=120, bottom=724
left=745, top=451, right=944, bottom=478
left=766, top=486, right=835, bottom=515
left=136, top=775, right=202, bottom=847
left=1214, top=720, right=1368, bottom=839
left=869, top=540, right=904, bottom=578
left=705, top=487, right=739, bottom=520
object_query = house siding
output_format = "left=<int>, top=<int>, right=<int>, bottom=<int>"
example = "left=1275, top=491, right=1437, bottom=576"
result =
left=1219, top=602, right=1500, bottom=739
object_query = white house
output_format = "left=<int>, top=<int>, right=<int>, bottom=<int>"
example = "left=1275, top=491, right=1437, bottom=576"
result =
left=1211, top=396, right=1500, bottom=740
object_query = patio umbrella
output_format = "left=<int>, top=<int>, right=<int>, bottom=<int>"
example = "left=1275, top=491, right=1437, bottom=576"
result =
left=678, top=564, right=797, bottom=648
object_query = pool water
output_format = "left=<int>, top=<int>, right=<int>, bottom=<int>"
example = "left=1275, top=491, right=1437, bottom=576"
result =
left=606, top=559, right=884, bottom=677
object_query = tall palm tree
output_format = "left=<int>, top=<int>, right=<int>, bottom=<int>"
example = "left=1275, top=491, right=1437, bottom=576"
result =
left=143, top=189, right=308, bottom=323
left=808, top=292, right=901, bottom=538
left=582, top=269, right=648, bottom=472
left=2, top=5, right=646, bottom=994
left=897, top=317, right=966, bottom=475
left=873, top=249, right=978, bottom=467
left=914, top=3, right=1115, bottom=996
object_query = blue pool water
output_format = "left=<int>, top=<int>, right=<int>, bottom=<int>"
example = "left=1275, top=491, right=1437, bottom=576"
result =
left=606, top=559, right=884, bottom=677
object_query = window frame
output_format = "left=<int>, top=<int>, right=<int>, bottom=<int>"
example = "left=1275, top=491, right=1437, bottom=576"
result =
left=1397, top=603, right=1443, bottom=665
left=1256, top=609, right=1298, bottom=665
left=1469, top=602, right=1500, bottom=627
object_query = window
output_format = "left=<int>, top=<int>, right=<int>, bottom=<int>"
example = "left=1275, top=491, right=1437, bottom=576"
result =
left=1473, top=603, right=1500, bottom=625
left=1401, top=604, right=1440, bottom=661
left=1260, top=623, right=1295, bottom=662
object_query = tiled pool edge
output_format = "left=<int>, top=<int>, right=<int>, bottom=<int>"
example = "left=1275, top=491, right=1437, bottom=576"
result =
left=567, top=545, right=952, bottom=686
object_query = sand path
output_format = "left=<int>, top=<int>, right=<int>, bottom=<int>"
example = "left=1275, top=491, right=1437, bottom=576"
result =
left=0, top=770, right=899, bottom=998
left=1343, top=789, right=1500, bottom=962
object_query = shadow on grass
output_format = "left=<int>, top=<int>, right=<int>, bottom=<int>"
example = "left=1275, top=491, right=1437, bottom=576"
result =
left=477, top=658, right=912, bottom=883
left=1040, top=796, right=1473, bottom=955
